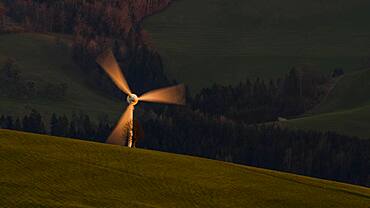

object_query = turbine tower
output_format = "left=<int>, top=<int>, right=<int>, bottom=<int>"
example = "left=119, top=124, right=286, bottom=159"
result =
left=97, top=50, right=185, bottom=147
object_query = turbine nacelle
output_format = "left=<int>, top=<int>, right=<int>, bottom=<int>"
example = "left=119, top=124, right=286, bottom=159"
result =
left=127, top=94, right=139, bottom=106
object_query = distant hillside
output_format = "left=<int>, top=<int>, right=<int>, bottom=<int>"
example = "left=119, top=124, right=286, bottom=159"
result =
left=311, top=68, right=370, bottom=114
left=284, top=68, right=370, bottom=138
left=144, top=0, right=370, bottom=90
left=0, top=33, right=122, bottom=121
left=285, top=105, right=370, bottom=138
left=0, top=129, right=369, bottom=208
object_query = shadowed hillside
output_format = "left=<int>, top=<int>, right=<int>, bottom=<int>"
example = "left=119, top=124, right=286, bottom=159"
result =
left=0, top=129, right=369, bottom=207
left=0, top=33, right=122, bottom=120
left=285, top=68, right=370, bottom=138
left=311, top=68, right=370, bottom=114
left=144, top=0, right=370, bottom=90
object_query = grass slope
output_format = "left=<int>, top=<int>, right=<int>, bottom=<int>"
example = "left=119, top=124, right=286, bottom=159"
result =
left=0, top=129, right=369, bottom=207
left=144, top=0, right=370, bottom=91
left=285, top=105, right=370, bottom=138
left=311, top=68, right=370, bottom=114
left=284, top=68, right=370, bottom=138
left=0, top=33, right=122, bottom=120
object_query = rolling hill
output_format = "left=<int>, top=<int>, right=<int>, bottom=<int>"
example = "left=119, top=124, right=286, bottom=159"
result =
left=0, top=33, right=122, bottom=121
left=311, top=68, right=370, bottom=114
left=284, top=68, right=370, bottom=138
left=0, top=129, right=369, bottom=207
left=144, top=0, right=370, bottom=91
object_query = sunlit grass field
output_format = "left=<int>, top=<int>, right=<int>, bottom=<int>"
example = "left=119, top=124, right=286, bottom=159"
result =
left=144, top=0, right=370, bottom=91
left=0, top=129, right=369, bottom=207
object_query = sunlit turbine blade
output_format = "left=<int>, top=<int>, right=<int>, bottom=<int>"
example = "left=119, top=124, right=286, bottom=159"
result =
left=97, top=50, right=132, bottom=95
left=139, top=84, right=186, bottom=105
left=106, top=104, right=134, bottom=145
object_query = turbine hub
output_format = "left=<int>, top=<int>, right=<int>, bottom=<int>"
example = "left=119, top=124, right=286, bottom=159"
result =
left=127, top=94, right=139, bottom=105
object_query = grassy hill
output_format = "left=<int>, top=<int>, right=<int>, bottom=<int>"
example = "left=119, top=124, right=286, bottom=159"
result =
left=0, top=129, right=369, bottom=207
left=311, top=68, right=370, bottom=114
left=284, top=105, right=370, bottom=138
left=144, top=0, right=370, bottom=91
left=0, top=33, right=122, bottom=120
left=283, top=68, right=370, bottom=138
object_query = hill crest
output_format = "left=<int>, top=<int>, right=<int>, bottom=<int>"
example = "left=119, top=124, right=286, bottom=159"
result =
left=1, top=129, right=369, bottom=208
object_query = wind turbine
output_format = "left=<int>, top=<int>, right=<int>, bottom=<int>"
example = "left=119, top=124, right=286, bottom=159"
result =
left=97, top=50, right=185, bottom=147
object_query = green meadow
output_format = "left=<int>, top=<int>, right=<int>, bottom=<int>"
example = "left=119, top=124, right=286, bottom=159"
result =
left=0, top=129, right=369, bottom=207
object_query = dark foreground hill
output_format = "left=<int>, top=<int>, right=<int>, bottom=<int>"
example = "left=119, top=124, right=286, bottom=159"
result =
left=0, top=129, right=369, bottom=208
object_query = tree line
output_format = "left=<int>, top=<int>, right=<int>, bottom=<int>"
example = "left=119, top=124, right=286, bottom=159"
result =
left=0, top=110, right=110, bottom=142
left=192, top=67, right=331, bottom=124
left=142, top=107, right=370, bottom=187
left=1, top=108, right=369, bottom=187
left=4, top=0, right=170, bottom=36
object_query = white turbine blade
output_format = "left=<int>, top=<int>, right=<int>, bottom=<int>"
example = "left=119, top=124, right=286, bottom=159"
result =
left=106, top=104, right=134, bottom=145
left=139, top=84, right=186, bottom=105
left=97, top=50, right=132, bottom=95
